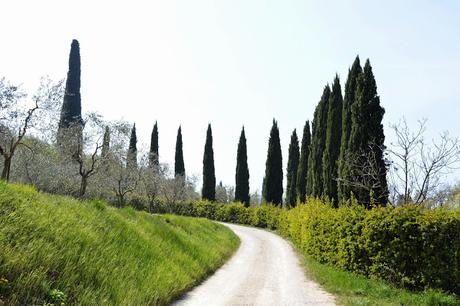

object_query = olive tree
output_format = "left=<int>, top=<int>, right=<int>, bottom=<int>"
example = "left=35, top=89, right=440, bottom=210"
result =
left=0, top=77, right=64, bottom=181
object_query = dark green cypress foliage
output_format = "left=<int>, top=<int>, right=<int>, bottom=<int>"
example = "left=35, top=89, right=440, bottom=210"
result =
left=307, top=85, right=331, bottom=197
left=149, top=121, right=159, bottom=168
left=235, top=127, right=250, bottom=207
left=286, top=129, right=300, bottom=207
left=296, top=121, right=311, bottom=204
left=202, top=124, right=216, bottom=201
left=322, top=75, right=343, bottom=206
left=127, top=124, right=138, bottom=169
left=338, top=56, right=363, bottom=203
left=174, top=126, right=185, bottom=177
left=348, top=59, right=388, bottom=207
left=58, top=39, right=83, bottom=130
left=57, top=40, right=83, bottom=154
left=263, top=119, right=283, bottom=206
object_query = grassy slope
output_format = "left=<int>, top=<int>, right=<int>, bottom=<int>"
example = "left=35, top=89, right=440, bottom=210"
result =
left=298, top=252, right=459, bottom=306
left=0, top=183, right=239, bottom=305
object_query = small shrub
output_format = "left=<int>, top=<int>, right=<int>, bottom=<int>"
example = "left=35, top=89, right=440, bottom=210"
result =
left=47, top=288, right=66, bottom=305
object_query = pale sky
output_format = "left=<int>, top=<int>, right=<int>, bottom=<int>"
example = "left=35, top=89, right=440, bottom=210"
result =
left=1, top=1, right=459, bottom=194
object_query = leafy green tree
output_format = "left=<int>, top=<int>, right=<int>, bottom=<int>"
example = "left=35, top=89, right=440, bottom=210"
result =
left=174, top=126, right=185, bottom=177
left=338, top=56, right=362, bottom=203
left=307, top=85, right=330, bottom=197
left=263, top=119, right=283, bottom=205
left=202, top=124, right=216, bottom=201
left=127, top=123, right=137, bottom=169
left=296, top=121, right=311, bottom=203
left=286, top=129, right=300, bottom=207
left=348, top=59, right=388, bottom=207
left=322, top=75, right=343, bottom=206
left=235, top=127, right=250, bottom=206
left=149, top=121, right=159, bottom=168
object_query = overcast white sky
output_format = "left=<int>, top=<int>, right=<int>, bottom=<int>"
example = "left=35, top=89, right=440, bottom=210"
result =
left=1, top=1, right=459, bottom=193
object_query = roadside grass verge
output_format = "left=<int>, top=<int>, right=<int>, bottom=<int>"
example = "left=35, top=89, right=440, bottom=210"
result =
left=299, top=252, right=459, bottom=306
left=0, top=182, right=239, bottom=305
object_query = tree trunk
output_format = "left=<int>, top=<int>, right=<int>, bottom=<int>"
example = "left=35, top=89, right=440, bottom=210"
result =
left=1, top=156, right=12, bottom=181
left=79, top=176, right=88, bottom=198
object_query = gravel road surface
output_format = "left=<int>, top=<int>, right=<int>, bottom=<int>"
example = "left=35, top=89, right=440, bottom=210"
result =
left=172, top=223, right=336, bottom=306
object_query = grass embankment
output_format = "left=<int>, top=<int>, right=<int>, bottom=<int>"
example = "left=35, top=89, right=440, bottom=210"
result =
left=299, top=254, right=459, bottom=306
left=0, top=182, right=239, bottom=305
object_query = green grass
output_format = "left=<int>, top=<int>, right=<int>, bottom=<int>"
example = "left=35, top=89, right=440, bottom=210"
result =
left=298, top=251, right=460, bottom=306
left=0, top=182, right=239, bottom=305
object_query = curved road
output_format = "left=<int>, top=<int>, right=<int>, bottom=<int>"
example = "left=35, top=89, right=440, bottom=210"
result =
left=172, top=223, right=336, bottom=306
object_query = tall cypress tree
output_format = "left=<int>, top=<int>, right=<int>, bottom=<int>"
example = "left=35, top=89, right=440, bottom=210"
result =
left=57, top=39, right=83, bottom=151
left=263, top=119, right=283, bottom=205
left=348, top=59, right=388, bottom=207
left=235, top=127, right=250, bottom=207
left=338, top=56, right=362, bottom=203
left=202, top=124, right=216, bottom=201
left=58, top=39, right=82, bottom=129
left=149, top=121, right=159, bottom=168
left=127, top=123, right=137, bottom=169
left=296, top=121, right=311, bottom=204
left=174, top=126, right=185, bottom=177
left=322, top=75, right=343, bottom=206
left=307, top=85, right=331, bottom=197
left=286, top=129, right=300, bottom=207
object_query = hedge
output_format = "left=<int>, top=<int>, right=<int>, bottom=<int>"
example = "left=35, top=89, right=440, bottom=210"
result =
left=151, top=199, right=460, bottom=294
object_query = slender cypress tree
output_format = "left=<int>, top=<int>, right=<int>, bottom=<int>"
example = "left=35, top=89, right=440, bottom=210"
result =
left=348, top=59, right=388, bottom=207
left=296, top=121, right=311, bottom=203
left=338, top=56, right=362, bottom=203
left=57, top=39, right=83, bottom=152
left=202, top=124, right=216, bottom=201
left=127, top=124, right=137, bottom=169
left=263, top=119, right=283, bottom=205
left=58, top=39, right=83, bottom=129
left=235, top=127, right=250, bottom=206
left=322, top=75, right=343, bottom=206
left=149, top=121, right=159, bottom=168
left=286, top=129, right=300, bottom=207
left=307, top=85, right=331, bottom=197
left=174, top=126, right=185, bottom=177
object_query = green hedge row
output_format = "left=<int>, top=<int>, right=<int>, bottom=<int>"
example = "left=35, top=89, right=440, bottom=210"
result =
left=152, top=199, right=460, bottom=294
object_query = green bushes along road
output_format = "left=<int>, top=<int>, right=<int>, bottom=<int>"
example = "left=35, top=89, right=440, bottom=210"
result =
left=154, top=198, right=460, bottom=296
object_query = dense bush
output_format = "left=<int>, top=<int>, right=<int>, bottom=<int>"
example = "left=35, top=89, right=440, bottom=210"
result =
left=154, top=199, right=460, bottom=294
left=281, top=201, right=460, bottom=294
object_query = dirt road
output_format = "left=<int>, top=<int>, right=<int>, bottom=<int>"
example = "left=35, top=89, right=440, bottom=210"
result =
left=172, top=223, right=336, bottom=306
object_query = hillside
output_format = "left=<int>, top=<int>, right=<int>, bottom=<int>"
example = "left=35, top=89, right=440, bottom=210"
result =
left=0, top=182, right=239, bottom=305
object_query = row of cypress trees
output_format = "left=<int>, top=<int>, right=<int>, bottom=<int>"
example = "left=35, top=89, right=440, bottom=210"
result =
left=58, top=40, right=386, bottom=209
left=120, top=121, right=251, bottom=206
left=262, top=119, right=309, bottom=207
left=268, top=56, right=388, bottom=208
left=278, top=57, right=388, bottom=208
